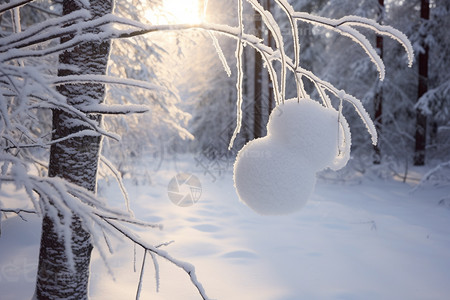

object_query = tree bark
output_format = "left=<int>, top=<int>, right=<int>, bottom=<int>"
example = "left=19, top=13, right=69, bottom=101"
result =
left=35, top=0, right=113, bottom=298
left=414, top=0, right=429, bottom=166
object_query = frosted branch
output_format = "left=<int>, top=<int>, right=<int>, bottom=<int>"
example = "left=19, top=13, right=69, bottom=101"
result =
left=208, top=32, right=231, bottom=77
left=102, top=218, right=210, bottom=300
left=0, top=10, right=90, bottom=52
left=293, top=12, right=414, bottom=79
left=99, top=156, right=133, bottom=215
left=228, top=0, right=245, bottom=150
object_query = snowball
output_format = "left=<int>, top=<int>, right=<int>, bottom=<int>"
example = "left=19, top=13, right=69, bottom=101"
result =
left=233, top=98, right=351, bottom=215
left=267, top=98, right=342, bottom=170
left=234, top=138, right=315, bottom=215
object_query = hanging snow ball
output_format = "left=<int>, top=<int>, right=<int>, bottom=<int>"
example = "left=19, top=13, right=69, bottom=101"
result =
left=267, top=98, right=349, bottom=170
left=233, top=98, right=351, bottom=215
left=233, top=138, right=316, bottom=215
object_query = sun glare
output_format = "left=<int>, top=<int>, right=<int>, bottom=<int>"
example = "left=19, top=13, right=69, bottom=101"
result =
left=145, top=0, right=202, bottom=25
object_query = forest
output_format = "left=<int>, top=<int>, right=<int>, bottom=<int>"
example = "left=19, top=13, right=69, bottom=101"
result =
left=1, top=0, right=449, bottom=299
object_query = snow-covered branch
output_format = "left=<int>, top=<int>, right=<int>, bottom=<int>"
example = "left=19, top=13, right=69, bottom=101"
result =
left=102, top=218, right=210, bottom=300
left=0, top=10, right=90, bottom=52
left=293, top=12, right=414, bottom=80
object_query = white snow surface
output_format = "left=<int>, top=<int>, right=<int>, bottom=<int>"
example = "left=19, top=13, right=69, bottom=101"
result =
left=234, top=98, right=350, bottom=215
left=1, top=156, right=450, bottom=300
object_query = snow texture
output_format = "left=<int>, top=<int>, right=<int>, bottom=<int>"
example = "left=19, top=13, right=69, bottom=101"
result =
left=234, top=98, right=350, bottom=215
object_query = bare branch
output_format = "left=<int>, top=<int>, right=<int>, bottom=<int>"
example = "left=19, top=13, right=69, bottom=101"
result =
left=0, top=0, right=34, bottom=15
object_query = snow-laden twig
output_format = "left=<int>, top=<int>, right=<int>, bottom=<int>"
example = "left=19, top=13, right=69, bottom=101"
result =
left=246, top=0, right=287, bottom=102
left=103, top=218, right=210, bottom=300
left=274, top=0, right=298, bottom=67
left=2, top=9, right=385, bottom=149
left=208, top=32, right=231, bottom=77
left=100, top=155, right=133, bottom=215
left=136, top=249, right=147, bottom=300
left=228, top=0, right=245, bottom=150
left=0, top=10, right=90, bottom=52
left=293, top=12, right=414, bottom=80
left=101, top=11, right=409, bottom=145
left=50, top=74, right=167, bottom=112
left=1, top=64, right=121, bottom=142
left=149, top=251, right=160, bottom=293
left=279, top=60, right=378, bottom=145
left=0, top=170, right=168, bottom=281
left=115, top=18, right=376, bottom=145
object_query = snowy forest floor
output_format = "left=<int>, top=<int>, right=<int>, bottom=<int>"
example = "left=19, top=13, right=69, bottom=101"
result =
left=1, top=154, right=450, bottom=300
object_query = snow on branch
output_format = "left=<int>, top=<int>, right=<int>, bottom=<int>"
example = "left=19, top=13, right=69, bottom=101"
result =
left=208, top=32, right=232, bottom=77
left=274, top=0, right=298, bottom=66
left=246, top=0, right=287, bottom=102
left=3, top=130, right=101, bottom=151
left=229, top=0, right=245, bottom=150
left=0, top=168, right=188, bottom=293
left=101, top=8, right=406, bottom=146
left=103, top=218, right=210, bottom=300
left=99, top=155, right=133, bottom=215
left=291, top=65, right=378, bottom=145
left=111, top=19, right=374, bottom=146
left=2, top=142, right=206, bottom=296
left=293, top=12, right=414, bottom=80
left=50, top=74, right=166, bottom=110
left=0, top=10, right=90, bottom=52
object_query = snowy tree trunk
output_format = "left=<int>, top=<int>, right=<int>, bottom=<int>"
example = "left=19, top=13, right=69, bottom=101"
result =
left=414, top=0, right=429, bottom=166
left=35, top=0, right=113, bottom=298
left=373, top=0, right=384, bottom=164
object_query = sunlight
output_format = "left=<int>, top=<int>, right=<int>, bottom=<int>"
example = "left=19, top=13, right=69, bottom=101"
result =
left=145, top=0, right=202, bottom=25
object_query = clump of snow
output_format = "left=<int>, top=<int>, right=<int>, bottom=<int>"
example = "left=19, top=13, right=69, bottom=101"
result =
left=233, top=98, right=351, bottom=215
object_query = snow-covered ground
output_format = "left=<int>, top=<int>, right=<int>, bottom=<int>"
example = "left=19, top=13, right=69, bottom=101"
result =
left=1, top=155, right=450, bottom=300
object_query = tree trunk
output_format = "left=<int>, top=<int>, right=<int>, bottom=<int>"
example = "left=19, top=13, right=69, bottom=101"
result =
left=373, top=0, right=384, bottom=164
left=253, top=0, right=274, bottom=138
left=266, top=0, right=274, bottom=116
left=242, top=45, right=251, bottom=144
left=253, top=10, right=263, bottom=139
left=35, top=0, right=112, bottom=298
left=414, top=0, right=429, bottom=166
